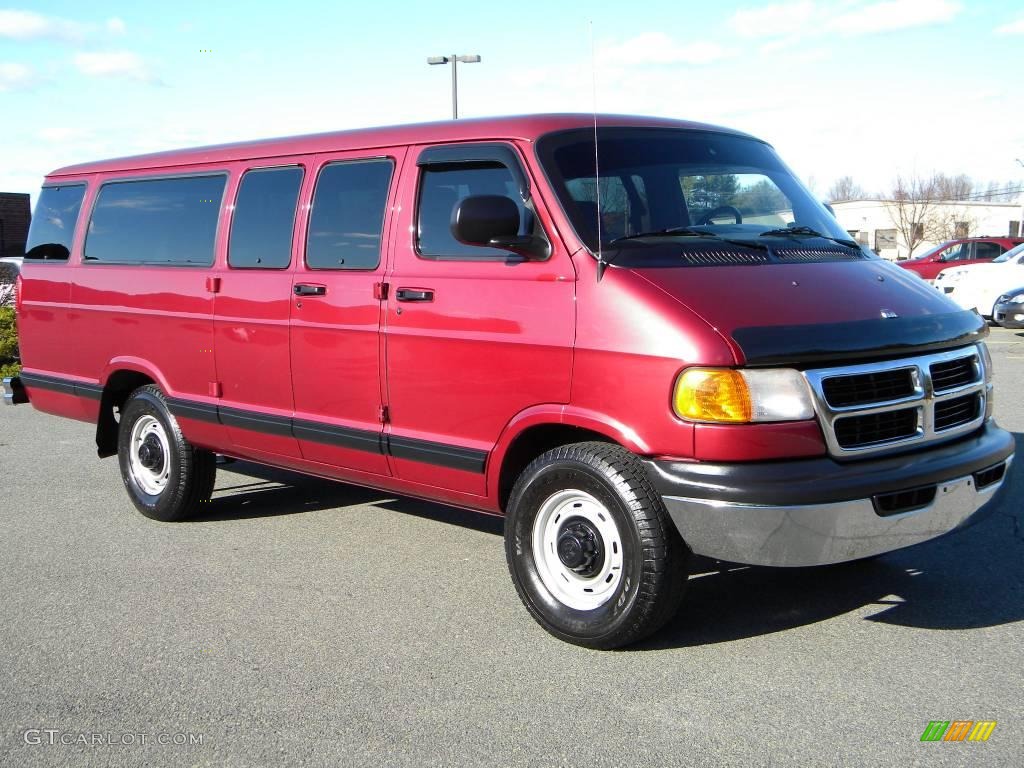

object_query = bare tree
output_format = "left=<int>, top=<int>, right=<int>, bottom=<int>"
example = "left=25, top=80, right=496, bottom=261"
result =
left=924, top=209, right=977, bottom=243
left=827, top=176, right=867, bottom=202
left=928, top=173, right=974, bottom=201
left=885, top=174, right=939, bottom=258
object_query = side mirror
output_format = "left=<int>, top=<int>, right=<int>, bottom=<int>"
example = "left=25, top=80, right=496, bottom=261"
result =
left=451, top=195, right=550, bottom=259
left=823, top=202, right=836, bottom=217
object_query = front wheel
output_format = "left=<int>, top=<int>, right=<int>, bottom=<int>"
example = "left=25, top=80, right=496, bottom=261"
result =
left=505, top=442, right=689, bottom=649
left=117, top=385, right=216, bottom=522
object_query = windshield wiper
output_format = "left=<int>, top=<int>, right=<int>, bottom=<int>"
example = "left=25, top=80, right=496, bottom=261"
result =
left=759, top=225, right=859, bottom=248
left=609, top=227, right=768, bottom=250
left=610, top=227, right=717, bottom=243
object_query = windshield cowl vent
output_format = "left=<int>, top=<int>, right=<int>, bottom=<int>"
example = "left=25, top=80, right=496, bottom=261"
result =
left=678, top=249, right=770, bottom=266
left=774, top=247, right=862, bottom=263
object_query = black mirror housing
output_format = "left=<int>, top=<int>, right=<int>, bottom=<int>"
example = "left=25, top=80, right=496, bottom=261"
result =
left=451, top=195, right=550, bottom=259
left=451, top=195, right=520, bottom=245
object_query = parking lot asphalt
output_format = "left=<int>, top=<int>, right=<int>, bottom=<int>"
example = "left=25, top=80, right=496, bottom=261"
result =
left=1, top=327, right=1022, bottom=767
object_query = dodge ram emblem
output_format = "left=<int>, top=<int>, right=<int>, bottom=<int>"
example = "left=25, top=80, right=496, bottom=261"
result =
left=880, top=309, right=899, bottom=319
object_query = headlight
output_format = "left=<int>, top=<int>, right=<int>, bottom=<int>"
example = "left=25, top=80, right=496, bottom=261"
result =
left=673, top=368, right=815, bottom=423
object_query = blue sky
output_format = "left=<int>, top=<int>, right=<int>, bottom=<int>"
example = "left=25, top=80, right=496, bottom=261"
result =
left=2, top=1, right=1023, bottom=203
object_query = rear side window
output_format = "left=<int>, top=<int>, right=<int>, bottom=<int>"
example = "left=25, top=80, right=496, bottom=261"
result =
left=307, top=159, right=393, bottom=270
left=229, top=167, right=303, bottom=269
left=85, top=175, right=226, bottom=265
left=974, top=242, right=1002, bottom=260
left=25, top=184, right=86, bottom=261
left=417, top=163, right=526, bottom=259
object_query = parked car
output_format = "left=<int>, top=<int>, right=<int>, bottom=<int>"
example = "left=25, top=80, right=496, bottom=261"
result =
left=898, top=236, right=1024, bottom=282
left=5, top=114, right=1013, bottom=649
left=993, top=286, right=1024, bottom=329
left=935, top=243, right=1024, bottom=317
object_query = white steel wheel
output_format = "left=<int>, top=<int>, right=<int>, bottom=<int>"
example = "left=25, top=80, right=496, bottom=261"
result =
left=128, top=414, right=171, bottom=496
left=531, top=488, right=624, bottom=611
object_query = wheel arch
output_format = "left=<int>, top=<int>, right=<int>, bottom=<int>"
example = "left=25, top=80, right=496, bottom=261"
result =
left=94, top=359, right=168, bottom=458
left=489, top=406, right=651, bottom=513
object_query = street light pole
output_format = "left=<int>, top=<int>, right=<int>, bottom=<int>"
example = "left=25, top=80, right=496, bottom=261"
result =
left=427, top=54, right=481, bottom=119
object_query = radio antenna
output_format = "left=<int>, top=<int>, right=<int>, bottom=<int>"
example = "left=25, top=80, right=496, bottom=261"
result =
left=590, top=21, right=607, bottom=282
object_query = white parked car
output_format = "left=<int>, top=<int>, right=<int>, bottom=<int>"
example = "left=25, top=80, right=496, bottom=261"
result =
left=935, top=243, right=1024, bottom=318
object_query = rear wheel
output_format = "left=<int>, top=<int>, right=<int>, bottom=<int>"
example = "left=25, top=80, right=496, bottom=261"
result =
left=117, top=385, right=216, bottom=522
left=505, top=442, right=689, bottom=649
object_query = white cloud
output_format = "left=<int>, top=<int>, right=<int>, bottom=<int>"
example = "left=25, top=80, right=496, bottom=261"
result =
left=73, top=51, right=154, bottom=82
left=602, top=33, right=730, bottom=66
left=729, top=1, right=815, bottom=38
left=106, top=17, right=127, bottom=36
left=729, top=0, right=961, bottom=41
left=994, top=16, right=1024, bottom=36
left=0, top=61, right=34, bottom=91
left=0, top=9, right=86, bottom=40
left=828, top=0, right=962, bottom=36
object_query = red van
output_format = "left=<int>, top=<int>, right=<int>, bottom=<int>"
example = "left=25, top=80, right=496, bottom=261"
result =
left=5, top=115, right=1013, bottom=648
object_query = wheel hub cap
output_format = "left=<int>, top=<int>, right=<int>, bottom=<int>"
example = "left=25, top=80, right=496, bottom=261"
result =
left=557, top=518, right=604, bottom=576
left=137, top=434, right=164, bottom=472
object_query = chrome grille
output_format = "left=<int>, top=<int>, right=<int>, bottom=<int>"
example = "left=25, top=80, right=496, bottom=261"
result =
left=822, top=368, right=916, bottom=408
left=930, top=357, right=977, bottom=392
left=834, top=408, right=919, bottom=448
left=804, top=346, right=988, bottom=458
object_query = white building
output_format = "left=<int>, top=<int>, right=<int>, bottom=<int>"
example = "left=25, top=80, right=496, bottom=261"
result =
left=830, top=198, right=1024, bottom=261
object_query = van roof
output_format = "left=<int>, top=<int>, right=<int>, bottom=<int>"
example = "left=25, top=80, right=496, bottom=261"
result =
left=47, top=113, right=755, bottom=178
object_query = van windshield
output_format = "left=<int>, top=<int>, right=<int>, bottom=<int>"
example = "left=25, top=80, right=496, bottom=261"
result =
left=536, top=127, right=858, bottom=262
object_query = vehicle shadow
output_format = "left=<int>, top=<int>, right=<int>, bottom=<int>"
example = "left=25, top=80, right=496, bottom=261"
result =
left=637, top=432, right=1024, bottom=650
left=188, top=436, right=1022, bottom=648
left=188, top=459, right=504, bottom=535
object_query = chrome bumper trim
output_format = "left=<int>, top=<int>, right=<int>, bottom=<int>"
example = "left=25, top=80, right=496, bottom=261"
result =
left=663, top=455, right=1012, bottom=567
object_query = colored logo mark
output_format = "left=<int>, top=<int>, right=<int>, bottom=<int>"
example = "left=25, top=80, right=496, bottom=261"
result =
left=920, top=720, right=997, bottom=742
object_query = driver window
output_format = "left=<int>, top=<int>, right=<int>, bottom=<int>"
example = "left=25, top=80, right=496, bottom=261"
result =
left=938, top=244, right=965, bottom=262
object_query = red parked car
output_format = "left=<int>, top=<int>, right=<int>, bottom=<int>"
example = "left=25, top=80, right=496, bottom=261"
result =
left=898, top=236, right=1024, bottom=281
left=5, top=115, right=1013, bottom=648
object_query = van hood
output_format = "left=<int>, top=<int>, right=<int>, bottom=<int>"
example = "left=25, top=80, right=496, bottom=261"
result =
left=627, top=259, right=987, bottom=366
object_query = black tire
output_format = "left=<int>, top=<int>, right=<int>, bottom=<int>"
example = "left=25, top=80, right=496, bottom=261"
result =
left=505, top=442, right=689, bottom=649
left=117, top=385, right=216, bottom=522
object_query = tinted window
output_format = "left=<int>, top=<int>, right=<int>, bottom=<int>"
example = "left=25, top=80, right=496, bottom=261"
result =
left=417, top=163, right=525, bottom=258
left=307, top=160, right=393, bottom=270
left=229, top=167, right=302, bottom=269
left=537, top=128, right=848, bottom=253
left=25, top=184, right=86, bottom=261
left=85, top=175, right=225, bottom=265
left=974, top=242, right=1002, bottom=261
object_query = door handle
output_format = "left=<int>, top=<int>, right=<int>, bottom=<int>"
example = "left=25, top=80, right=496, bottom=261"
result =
left=294, top=284, right=326, bottom=296
left=395, top=288, right=434, bottom=302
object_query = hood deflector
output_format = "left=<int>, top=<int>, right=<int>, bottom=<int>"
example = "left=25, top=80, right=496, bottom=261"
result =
left=732, top=310, right=988, bottom=367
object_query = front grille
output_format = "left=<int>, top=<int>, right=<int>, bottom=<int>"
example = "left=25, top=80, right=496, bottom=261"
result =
left=929, top=356, right=977, bottom=392
left=804, top=346, right=988, bottom=458
left=774, top=247, right=862, bottom=262
left=934, top=393, right=980, bottom=431
left=822, top=369, right=915, bottom=408
left=873, top=485, right=937, bottom=516
left=834, top=408, right=919, bottom=448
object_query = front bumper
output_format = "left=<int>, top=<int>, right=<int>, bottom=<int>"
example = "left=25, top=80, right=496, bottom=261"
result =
left=645, top=423, right=1014, bottom=567
left=994, top=300, right=1024, bottom=329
